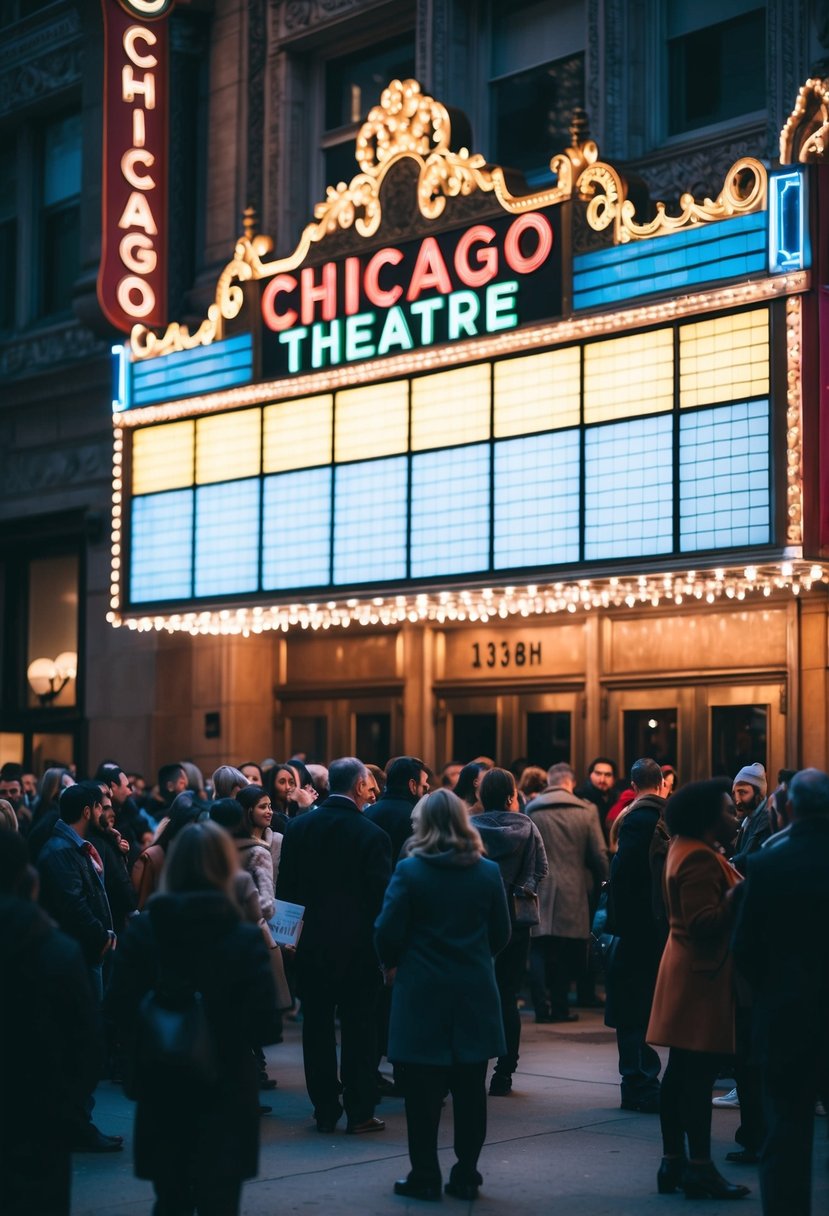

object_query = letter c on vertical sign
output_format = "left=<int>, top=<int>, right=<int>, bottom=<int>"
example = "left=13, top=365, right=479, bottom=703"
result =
left=123, top=25, right=158, bottom=68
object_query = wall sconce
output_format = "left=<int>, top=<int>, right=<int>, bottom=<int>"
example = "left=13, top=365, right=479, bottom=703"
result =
left=27, top=652, right=78, bottom=706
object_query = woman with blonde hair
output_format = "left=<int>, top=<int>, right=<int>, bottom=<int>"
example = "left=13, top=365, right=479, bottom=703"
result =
left=375, top=789, right=510, bottom=1203
left=106, top=821, right=281, bottom=1216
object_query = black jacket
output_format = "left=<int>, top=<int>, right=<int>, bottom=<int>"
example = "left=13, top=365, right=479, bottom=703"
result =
left=276, top=794, right=391, bottom=990
left=0, top=896, right=100, bottom=1148
left=364, top=792, right=417, bottom=866
left=576, top=781, right=614, bottom=843
left=88, top=822, right=137, bottom=933
left=604, top=794, right=666, bottom=1029
left=37, top=820, right=114, bottom=965
left=732, top=816, right=829, bottom=1075
left=105, top=891, right=281, bottom=1182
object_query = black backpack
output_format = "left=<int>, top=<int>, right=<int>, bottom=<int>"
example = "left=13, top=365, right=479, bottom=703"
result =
left=124, top=965, right=219, bottom=1100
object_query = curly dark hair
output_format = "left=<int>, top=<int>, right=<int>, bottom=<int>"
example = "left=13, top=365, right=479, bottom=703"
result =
left=664, top=778, right=731, bottom=840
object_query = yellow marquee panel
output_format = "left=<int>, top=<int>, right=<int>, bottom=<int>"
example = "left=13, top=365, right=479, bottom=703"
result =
left=494, top=348, right=580, bottom=437
left=263, top=395, right=333, bottom=472
left=411, top=364, right=491, bottom=451
left=679, top=308, right=770, bottom=408
left=334, top=380, right=409, bottom=463
left=584, top=329, right=674, bottom=423
left=196, top=409, right=261, bottom=484
left=132, top=420, right=195, bottom=495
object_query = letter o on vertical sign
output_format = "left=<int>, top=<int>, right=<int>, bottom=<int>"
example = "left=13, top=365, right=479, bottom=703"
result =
left=97, top=0, right=170, bottom=333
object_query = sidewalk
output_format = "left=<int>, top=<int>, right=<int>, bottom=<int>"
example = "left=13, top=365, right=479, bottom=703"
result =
left=72, top=1010, right=827, bottom=1215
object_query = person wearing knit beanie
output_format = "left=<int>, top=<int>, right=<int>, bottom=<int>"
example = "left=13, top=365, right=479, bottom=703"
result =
left=732, top=763, right=767, bottom=801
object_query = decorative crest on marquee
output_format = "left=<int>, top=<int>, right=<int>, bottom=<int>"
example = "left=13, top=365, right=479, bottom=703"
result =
left=780, top=77, right=829, bottom=163
left=129, top=78, right=768, bottom=361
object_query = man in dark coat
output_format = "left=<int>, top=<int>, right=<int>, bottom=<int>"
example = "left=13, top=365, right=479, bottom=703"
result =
left=576, top=756, right=618, bottom=843
left=276, top=756, right=392, bottom=1134
left=730, top=762, right=770, bottom=874
left=0, top=828, right=101, bottom=1215
left=37, top=780, right=123, bottom=1152
left=604, top=757, right=667, bottom=1112
left=732, top=766, right=829, bottom=1216
left=365, top=756, right=429, bottom=865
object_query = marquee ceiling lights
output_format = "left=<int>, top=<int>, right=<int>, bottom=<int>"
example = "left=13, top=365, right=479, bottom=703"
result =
left=105, top=561, right=826, bottom=636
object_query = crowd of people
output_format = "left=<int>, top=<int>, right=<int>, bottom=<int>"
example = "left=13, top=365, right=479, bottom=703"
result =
left=0, top=748, right=827, bottom=1216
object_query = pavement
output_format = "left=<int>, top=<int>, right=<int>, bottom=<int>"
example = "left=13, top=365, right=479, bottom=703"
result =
left=72, top=1008, right=828, bottom=1215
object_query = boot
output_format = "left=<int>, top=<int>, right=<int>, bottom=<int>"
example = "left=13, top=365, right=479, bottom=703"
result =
left=656, top=1154, right=686, bottom=1194
left=681, top=1161, right=750, bottom=1200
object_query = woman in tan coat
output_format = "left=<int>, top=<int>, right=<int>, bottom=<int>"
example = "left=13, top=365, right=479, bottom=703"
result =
left=647, top=778, right=748, bottom=1202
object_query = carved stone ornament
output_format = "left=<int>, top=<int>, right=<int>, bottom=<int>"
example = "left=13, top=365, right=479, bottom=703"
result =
left=780, top=77, right=829, bottom=162
left=129, top=77, right=769, bottom=361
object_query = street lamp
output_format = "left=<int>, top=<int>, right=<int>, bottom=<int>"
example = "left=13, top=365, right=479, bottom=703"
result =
left=27, top=652, right=78, bottom=706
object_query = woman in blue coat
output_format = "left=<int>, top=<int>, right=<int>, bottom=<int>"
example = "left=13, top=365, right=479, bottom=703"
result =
left=375, top=789, right=511, bottom=1202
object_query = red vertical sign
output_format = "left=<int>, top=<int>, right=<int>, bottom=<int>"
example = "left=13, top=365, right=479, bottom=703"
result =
left=97, top=0, right=172, bottom=333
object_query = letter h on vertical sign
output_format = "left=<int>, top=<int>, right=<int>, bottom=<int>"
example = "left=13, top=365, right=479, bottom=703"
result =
left=97, top=0, right=172, bottom=333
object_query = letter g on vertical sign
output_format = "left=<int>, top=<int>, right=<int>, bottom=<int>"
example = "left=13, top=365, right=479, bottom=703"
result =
left=97, top=0, right=172, bottom=333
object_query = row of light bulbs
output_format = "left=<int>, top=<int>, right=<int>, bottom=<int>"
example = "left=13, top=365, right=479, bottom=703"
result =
left=104, top=560, right=826, bottom=636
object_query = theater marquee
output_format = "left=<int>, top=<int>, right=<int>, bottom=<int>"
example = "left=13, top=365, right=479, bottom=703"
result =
left=106, top=78, right=825, bottom=637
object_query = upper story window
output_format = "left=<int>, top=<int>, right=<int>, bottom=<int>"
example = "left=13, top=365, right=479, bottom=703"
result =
left=321, top=34, right=415, bottom=189
left=0, top=106, right=81, bottom=331
left=41, top=112, right=81, bottom=317
left=667, top=1, right=766, bottom=136
left=489, top=0, right=585, bottom=182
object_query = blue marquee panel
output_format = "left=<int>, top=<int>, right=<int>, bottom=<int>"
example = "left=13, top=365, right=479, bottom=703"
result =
left=493, top=432, right=581, bottom=568
left=130, top=489, right=194, bottom=602
left=333, top=458, right=409, bottom=585
left=194, top=479, right=261, bottom=598
left=410, top=445, right=491, bottom=578
left=679, top=401, right=770, bottom=551
left=262, top=468, right=332, bottom=590
left=584, top=416, right=674, bottom=559
left=129, top=334, right=254, bottom=409
left=573, top=212, right=768, bottom=311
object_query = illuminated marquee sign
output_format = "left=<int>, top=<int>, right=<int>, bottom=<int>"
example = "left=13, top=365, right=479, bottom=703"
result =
left=97, top=0, right=171, bottom=332
left=260, top=209, right=562, bottom=376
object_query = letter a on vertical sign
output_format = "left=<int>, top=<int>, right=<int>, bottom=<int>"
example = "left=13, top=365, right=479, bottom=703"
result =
left=97, top=0, right=173, bottom=332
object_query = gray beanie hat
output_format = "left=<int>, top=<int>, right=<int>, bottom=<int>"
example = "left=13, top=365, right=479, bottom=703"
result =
left=732, top=763, right=767, bottom=798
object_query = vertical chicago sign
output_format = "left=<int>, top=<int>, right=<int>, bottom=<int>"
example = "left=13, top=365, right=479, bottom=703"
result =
left=97, top=0, right=174, bottom=332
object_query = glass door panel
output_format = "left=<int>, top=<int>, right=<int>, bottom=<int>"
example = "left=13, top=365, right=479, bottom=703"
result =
left=711, top=704, right=768, bottom=778
left=355, top=712, right=391, bottom=766
left=287, top=714, right=328, bottom=763
left=623, top=706, right=678, bottom=774
left=452, top=713, right=498, bottom=764
left=525, top=711, right=572, bottom=769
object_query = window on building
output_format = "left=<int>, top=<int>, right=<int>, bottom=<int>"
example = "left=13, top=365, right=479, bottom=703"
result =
left=0, top=142, right=16, bottom=331
left=321, top=34, right=415, bottom=188
left=489, top=0, right=585, bottom=181
left=667, top=3, right=766, bottom=136
left=41, top=113, right=82, bottom=317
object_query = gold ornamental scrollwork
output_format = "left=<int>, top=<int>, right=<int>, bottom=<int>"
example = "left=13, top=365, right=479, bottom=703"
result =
left=129, top=79, right=588, bottom=360
left=128, top=79, right=768, bottom=361
left=578, top=156, right=768, bottom=243
left=780, top=77, right=829, bottom=163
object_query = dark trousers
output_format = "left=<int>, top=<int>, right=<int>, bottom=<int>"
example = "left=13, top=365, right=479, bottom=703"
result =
left=659, top=1047, right=722, bottom=1160
left=493, top=927, right=529, bottom=1077
left=529, top=935, right=586, bottom=1018
left=397, top=1060, right=488, bottom=1187
left=733, top=1004, right=764, bottom=1152
left=760, top=1058, right=828, bottom=1216
left=152, top=1177, right=241, bottom=1216
left=300, top=977, right=379, bottom=1124
left=616, top=1025, right=661, bottom=1103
